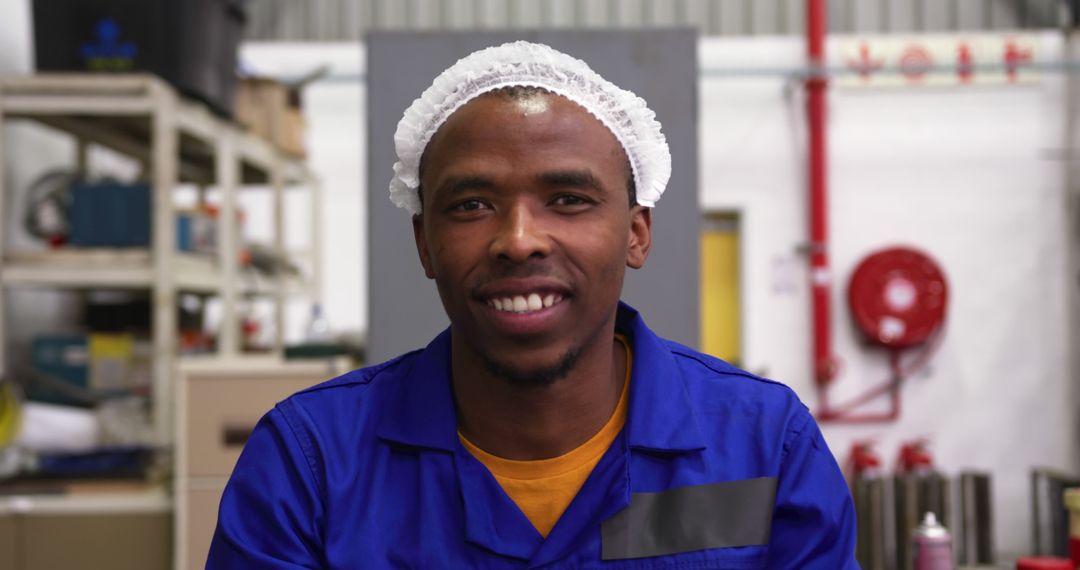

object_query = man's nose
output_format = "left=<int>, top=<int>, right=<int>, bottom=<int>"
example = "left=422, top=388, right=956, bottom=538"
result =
left=489, top=203, right=551, bottom=263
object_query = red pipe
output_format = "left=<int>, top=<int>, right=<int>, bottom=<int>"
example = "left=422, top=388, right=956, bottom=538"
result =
left=806, top=0, right=836, bottom=407
left=805, top=0, right=920, bottom=422
left=819, top=351, right=903, bottom=424
left=822, top=328, right=944, bottom=422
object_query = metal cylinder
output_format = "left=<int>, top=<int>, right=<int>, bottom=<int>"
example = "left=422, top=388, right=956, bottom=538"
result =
left=958, top=471, right=994, bottom=565
left=896, top=470, right=951, bottom=570
left=855, top=474, right=889, bottom=570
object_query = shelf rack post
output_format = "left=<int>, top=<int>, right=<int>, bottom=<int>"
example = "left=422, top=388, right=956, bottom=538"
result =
left=150, top=82, right=180, bottom=446
left=75, top=136, right=89, bottom=175
left=0, top=82, right=6, bottom=375
left=216, top=131, right=240, bottom=358
left=272, top=158, right=286, bottom=354
left=311, top=174, right=323, bottom=306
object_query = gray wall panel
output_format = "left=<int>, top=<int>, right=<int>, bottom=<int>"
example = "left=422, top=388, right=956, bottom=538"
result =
left=367, top=30, right=699, bottom=362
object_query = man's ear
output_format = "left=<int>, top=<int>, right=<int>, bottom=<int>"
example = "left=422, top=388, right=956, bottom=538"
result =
left=412, top=213, right=436, bottom=279
left=626, top=206, right=652, bottom=269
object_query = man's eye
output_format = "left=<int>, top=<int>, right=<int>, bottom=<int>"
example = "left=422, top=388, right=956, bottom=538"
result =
left=453, top=199, right=487, bottom=211
left=554, top=195, right=589, bottom=207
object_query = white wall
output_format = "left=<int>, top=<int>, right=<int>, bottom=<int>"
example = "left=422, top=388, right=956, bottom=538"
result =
left=700, top=33, right=1078, bottom=557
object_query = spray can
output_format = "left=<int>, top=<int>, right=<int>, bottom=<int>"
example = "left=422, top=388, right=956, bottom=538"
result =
left=912, top=511, right=953, bottom=570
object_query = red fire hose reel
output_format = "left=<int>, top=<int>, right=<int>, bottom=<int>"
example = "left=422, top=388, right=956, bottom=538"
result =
left=848, top=247, right=948, bottom=349
left=819, top=246, right=949, bottom=423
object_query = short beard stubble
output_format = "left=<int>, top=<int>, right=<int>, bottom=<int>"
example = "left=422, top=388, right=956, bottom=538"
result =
left=479, top=345, right=583, bottom=386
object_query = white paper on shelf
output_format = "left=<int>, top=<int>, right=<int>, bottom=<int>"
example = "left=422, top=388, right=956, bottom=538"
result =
left=14, top=401, right=100, bottom=453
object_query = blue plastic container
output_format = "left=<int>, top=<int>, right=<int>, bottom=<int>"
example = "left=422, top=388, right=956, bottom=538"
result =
left=68, top=182, right=151, bottom=247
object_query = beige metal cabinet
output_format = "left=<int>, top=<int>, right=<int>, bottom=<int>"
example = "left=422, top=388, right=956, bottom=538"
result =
left=175, top=359, right=344, bottom=570
left=0, top=492, right=172, bottom=570
left=21, top=512, right=171, bottom=570
left=0, top=515, right=15, bottom=570
left=184, top=486, right=226, bottom=570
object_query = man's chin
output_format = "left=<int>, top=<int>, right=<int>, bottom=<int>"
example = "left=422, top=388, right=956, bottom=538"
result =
left=479, top=346, right=582, bottom=386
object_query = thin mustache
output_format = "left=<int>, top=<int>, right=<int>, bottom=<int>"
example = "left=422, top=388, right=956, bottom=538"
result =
left=470, top=265, right=573, bottom=294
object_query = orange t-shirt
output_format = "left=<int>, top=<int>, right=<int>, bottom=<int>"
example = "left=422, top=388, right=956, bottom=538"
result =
left=459, top=337, right=631, bottom=537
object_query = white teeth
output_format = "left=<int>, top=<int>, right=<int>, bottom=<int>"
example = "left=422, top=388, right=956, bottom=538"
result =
left=490, top=293, right=562, bottom=313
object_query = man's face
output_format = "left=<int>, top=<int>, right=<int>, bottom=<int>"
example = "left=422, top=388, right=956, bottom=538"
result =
left=413, top=91, right=652, bottom=384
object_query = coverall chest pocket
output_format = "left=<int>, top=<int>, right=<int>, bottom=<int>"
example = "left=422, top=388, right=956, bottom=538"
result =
left=596, top=478, right=777, bottom=570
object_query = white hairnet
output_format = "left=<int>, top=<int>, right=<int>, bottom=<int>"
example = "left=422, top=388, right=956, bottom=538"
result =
left=389, top=41, right=671, bottom=214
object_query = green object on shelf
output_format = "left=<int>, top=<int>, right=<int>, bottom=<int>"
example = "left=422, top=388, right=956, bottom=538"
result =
left=284, top=343, right=345, bottom=359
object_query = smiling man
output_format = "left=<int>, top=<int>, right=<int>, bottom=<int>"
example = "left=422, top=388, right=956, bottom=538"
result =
left=208, top=42, right=857, bottom=569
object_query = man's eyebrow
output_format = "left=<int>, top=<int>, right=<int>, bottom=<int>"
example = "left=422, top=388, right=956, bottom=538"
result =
left=536, top=169, right=604, bottom=192
left=434, top=175, right=495, bottom=197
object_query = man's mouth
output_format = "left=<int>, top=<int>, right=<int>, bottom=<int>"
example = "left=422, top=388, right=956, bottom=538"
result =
left=485, top=293, right=565, bottom=314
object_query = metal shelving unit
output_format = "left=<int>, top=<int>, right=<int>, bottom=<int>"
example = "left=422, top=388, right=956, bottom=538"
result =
left=0, top=73, right=322, bottom=450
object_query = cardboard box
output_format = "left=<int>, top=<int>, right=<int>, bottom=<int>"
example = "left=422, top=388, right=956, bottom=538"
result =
left=234, top=77, right=306, bottom=157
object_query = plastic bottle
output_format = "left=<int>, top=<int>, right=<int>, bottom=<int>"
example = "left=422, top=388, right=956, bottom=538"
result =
left=912, top=511, right=953, bottom=570
left=304, top=303, right=332, bottom=343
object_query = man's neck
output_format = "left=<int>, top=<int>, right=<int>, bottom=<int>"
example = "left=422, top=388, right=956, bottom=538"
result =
left=451, top=331, right=627, bottom=461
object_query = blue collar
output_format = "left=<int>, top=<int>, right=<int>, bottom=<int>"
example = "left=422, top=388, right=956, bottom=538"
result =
left=375, top=302, right=707, bottom=455
left=616, top=302, right=707, bottom=454
left=374, top=326, right=460, bottom=451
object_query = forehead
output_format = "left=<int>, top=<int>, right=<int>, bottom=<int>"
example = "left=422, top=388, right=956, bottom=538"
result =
left=422, top=90, right=626, bottom=174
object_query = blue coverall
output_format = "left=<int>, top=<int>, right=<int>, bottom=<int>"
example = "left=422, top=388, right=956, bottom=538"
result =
left=208, top=303, right=858, bottom=569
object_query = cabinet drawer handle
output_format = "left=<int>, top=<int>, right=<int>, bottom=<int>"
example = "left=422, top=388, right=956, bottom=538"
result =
left=222, top=424, right=254, bottom=447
